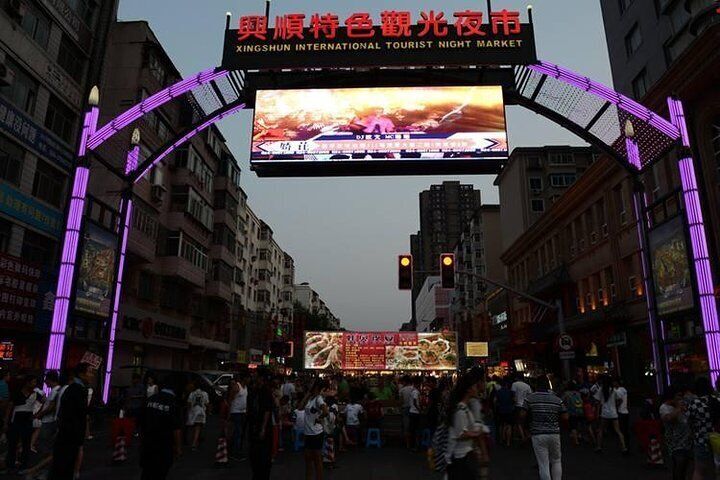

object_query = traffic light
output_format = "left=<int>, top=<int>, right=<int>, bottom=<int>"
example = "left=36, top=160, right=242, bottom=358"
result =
left=440, top=253, right=455, bottom=289
left=398, top=254, right=413, bottom=290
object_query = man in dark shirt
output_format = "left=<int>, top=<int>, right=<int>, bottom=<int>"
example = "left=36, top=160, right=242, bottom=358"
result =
left=138, top=381, right=182, bottom=480
left=247, top=369, right=274, bottom=480
left=49, top=363, right=94, bottom=480
left=520, top=376, right=568, bottom=480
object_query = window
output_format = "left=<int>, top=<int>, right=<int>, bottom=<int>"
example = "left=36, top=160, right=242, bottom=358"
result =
left=147, top=51, right=168, bottom=85
left=45, top=96, right=77, bottom=144
left=549, top=174, right=577, bottom=188
left=212, top=260, right=233, bottom=286
left=138, top=271, right=154, bottom=300
left=0, top=57, right=38, bottom=114
left=548, top=152, right=574, bottom=165
left=531, top=199, right=545, bottom=213
left=283, top=291, right=292, bottom=301
left=625, top=24, right=643, bottom=57
left=213, top=224, right=236, bottom=253
left=283, top=275, right=291, bottom=285
left=0, top=217, right=11, bottom=253
left=171, top=186, right=213, bottom=230
left=21, top=229, right=57, bottom=268
left=19, top=3, right=51, bottom=48
left=32, top=160, right=66, bottom=207
left=66, top=0, right=96, bottom=25
left=56, top=34, right=85, bottom=83
left=258, top=249, right=268, bottom=261
left=176, top=147, right=213, bottom=193
left=0, top=134, right=24, bottom=185
left=528, top=177, right=542, bottom=191
left=632, top=70, right=648, bottom=99
left=133, top=204, right=159, bottom=240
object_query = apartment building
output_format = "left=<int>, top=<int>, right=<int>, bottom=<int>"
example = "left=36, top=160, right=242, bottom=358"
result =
left=0, top=0, right=117, bottom=370
left=414, top=276, right=451, bottom=333
left=294, top=283, right=340, bottom=330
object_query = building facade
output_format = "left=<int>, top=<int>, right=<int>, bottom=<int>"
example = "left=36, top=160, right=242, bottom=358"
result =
left=414, top=276, right=451, bottom=333
left=294, top=283, right=340, bottom=330
left=410, top=181, right=482, bottom=326
left=0, top=0, right=117, bottom=370
left=495, top=146, right=597, bottom=251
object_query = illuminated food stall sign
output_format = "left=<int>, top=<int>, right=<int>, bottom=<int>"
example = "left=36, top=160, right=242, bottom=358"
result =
left=223, top=9, right=536, bottom=70
left=304, top=331, right=458, bottom=370
left=465, top=342, right=489, bottom=357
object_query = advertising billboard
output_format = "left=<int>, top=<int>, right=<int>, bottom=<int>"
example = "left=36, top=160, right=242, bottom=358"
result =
left=649, top=216, right=694, bottom=316
left=251, top=86, right=507, bottom=176
left=304, top=331, right=458, bottom=370
left=75, top=223, right=117, bottom=317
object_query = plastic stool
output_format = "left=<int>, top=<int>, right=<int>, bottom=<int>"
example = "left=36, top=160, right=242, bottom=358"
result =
left=420, top=428, right=432, bottom=448
left=365, top=428, right=382, bottom=448
left=293, top=429, right=305, bottom=451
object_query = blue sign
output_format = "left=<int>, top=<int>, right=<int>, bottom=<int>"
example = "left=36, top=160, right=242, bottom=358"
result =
left=0, top=183, right=64, bottom=237
left=0, top=96, right=74, bottom=170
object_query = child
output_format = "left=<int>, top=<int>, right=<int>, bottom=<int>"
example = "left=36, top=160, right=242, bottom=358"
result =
left=344, top=397, right=364, bottom=446
left=322, top=402, right=338, bottom=468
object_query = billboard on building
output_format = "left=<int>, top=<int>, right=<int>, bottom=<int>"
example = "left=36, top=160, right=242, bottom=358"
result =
left=649, top=216, right=694, bottom=316
left=75, top=223, right=117, bottom=317
left=304, top=331, right=457, bottom=370
left=251, top=86, right=507, bottom=176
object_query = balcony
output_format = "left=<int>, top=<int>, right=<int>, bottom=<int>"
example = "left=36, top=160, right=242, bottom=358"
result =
left=206, top=280, right=233, bottom=301
left=210, top=244, right=236, bottom=267
left=159, top=255, right=206, bottom=288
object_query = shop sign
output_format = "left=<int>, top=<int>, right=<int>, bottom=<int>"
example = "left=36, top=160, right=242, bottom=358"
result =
left=236, top=350, right=248, bottom=363
left=0, top=253, right=42, bottom=330
left=249, top=348, right=264, bottom=365
left=40, top=0, right=92, bottom=52
left=80, top=350, right=102, bottom=370
left=223, top=8, right=536, bottom=70
left=0, top=184, right=64, bottom=237
left=559, top=351, right=576, bottom=360
left=0, top=341, right=14, bottom=360
left=558, top=334, right=574, bottom=351
left=606, top=332, right=627, bottom=348
left=465, top=342, right=489, bottom=358
left=0, top=97, right=73, bottom=170
left=120, top=306, right=189, bottom=348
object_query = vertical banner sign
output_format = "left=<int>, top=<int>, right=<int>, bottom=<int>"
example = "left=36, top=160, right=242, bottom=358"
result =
left=75, top=223, right=117, bottom=317
left=223, top=9, right=537, bottom=70
left=649, top=216, right=694, bottom=316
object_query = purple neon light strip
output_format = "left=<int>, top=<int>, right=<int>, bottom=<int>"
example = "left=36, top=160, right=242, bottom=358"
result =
left=45, top=166, right=91, bottom=370
left=102, top=198, right=133, bottom=403
left=87, top=69, right=229, bottom=151
left=528, top=61, right=681, bottom=143
left=133, top=103, right=246, bottom=182
left=125, top=145, right=139, bottom=176
left=625, top=137, right=642, bottom=170
left=667, top=97, right=720, bottom=384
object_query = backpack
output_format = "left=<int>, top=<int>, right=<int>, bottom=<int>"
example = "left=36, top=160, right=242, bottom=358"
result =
left=431, top=423, right=449, bottom=472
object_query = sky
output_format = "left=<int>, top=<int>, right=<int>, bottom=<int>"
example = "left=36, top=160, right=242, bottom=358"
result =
left=116, top=0, right=613, bottom=331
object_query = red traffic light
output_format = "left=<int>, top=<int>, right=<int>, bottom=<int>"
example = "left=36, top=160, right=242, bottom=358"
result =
left=440, top=253, right=455, bottom=289
left=398, top=255, right=413, bottom=290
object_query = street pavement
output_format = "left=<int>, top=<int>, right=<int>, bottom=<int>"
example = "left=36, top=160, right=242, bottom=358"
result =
left=32, top=417, right=672, bottom=479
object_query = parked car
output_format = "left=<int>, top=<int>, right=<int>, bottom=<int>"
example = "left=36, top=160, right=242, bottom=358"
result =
left=114, top=366, right=222, bottom=409
left=198, top=370, right=234, bottom=398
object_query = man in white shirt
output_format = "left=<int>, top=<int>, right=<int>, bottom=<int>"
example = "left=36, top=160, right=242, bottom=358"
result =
left=614, top=378, right=630, bottom=447
left=511, top=373, right=532, bottom=442
left=229, top=374, right=248, bottom=458
left=281, top=376, right=296, bottom=408
left=344, top=400, right=364, bottom=446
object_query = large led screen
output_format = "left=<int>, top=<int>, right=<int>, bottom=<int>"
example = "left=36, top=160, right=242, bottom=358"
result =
left=304, top=331, right=458, bottom=371
left=251, top=86, right=507, bottom=168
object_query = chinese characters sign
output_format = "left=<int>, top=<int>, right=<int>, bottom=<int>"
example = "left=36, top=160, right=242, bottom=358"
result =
left=223, top=9, right=536, bottom=70
left=304, top=331, right=458, bottom=370
left=0, top=254, right=42, bottom=331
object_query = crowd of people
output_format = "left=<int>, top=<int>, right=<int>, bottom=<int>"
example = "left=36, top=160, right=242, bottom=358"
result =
left=4, top=364, right=720, bottom=479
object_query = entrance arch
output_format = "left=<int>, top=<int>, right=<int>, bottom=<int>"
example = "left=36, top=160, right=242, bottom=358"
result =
left=45, top=59, right=717, bottom=401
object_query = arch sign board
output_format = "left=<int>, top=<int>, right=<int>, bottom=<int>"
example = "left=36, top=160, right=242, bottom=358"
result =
left=222, top=8, right=537, bottom=177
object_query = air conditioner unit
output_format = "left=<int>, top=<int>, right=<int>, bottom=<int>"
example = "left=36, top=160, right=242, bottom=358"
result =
left=150, top=185, right=165, bottom=203
left=6, top=0, right=26, bottom=21
left=0, top=53, right=15, bottom=88
left=601, top=224, right=609, bottom=237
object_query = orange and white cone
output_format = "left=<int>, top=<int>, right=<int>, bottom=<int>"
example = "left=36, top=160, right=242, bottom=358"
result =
left=215, top=436, right=229, bottom=466
left=647, top=436, right=664, bottom=466
left=113, top=436, right=127, bottom=464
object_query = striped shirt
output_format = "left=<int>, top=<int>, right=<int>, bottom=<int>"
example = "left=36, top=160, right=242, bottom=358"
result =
left=522, top=391, right=566, bottom=435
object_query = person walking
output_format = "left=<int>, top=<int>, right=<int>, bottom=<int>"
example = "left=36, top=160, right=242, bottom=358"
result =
left=660, top=387, right=692, bottom=480
left=594, top=376, right=627, bottom=454
left=408, top=377, right=421, bottom=451
left=688, top=377, right=719, bottom=480
left=49, top=363, right=94, bottom=480
left=138, top=380, right=182, bottom=480
left=124, top=373, right=145, bottom=438
left=520, top=375, right=568, bottom=480
left=446, top=374, right=482, bottom=480
left=614, top=378, right=630, bottom=448
left=186, top=381, right=209, bottom=451
left=145, top=373, right=159, bottom=399
left=495, top=379, right=516, bottom=447
left=511, top=373, right=532, bottom=443
left=3, top=374, right=39, bottom=474
left=23, top=371, right=61, bottom=476
left=304, top=379, right=329, bottom=480
left=229, top=374, right=248, bottom=458
left=561, top=382, right=584, bottom=446
left=398, top=376, right=414, bottom=449
left=248, top=370, right=275, bottom=480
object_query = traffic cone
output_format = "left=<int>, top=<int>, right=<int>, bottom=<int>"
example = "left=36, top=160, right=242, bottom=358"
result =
left=215, top=436, right=228, bottom=466
left=647, top=435, right=664, bottom=466
left=112, top=436, right=127, bottom=464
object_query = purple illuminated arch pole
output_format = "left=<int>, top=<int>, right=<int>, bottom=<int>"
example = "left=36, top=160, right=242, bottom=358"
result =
left=667, top=97, right=720, bottom=385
